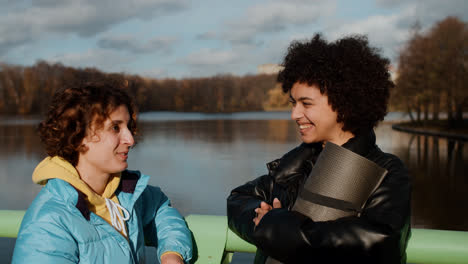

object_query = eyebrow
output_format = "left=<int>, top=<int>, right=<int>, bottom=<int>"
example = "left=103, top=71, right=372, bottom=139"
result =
left=109, top=119, right=130, bottom=126
left=290, top=95, right=314, bottom=102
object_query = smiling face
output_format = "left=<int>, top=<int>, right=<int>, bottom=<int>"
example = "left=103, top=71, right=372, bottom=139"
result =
left=77, top=105, right=135, bottom=180
left=290, top=82, right=354, bottom=145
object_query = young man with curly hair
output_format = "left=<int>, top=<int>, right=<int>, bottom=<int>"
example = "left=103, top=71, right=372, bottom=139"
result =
left=13, top=82, right=192, bottom=264
left=227, top=34, right=411, bottom=263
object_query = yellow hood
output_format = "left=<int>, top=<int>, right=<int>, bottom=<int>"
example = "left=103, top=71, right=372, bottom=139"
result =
left=33, top=156, right=127, bottom=236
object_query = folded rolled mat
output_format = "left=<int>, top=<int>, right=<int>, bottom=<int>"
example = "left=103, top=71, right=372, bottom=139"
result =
left=266, top=142, right=387, bottom=264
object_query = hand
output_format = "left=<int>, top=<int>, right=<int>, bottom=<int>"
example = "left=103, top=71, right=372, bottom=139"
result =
left=160, top=253, right=184, bottom=264
left=253, top=198, right=282, bottom=226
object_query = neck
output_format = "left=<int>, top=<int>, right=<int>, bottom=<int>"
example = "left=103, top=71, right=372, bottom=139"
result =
left=325, top=129, right=355, bottom=147
left=75, top=164, right=111, bottom=195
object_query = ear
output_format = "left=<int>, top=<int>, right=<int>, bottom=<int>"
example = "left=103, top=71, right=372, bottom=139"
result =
left=77, top=142, right=89, bottom=153
left=78, top=133, right=93, bottom=153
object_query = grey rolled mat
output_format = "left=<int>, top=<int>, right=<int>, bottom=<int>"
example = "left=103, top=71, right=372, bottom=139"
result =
left=266, top=142, right=388, bottom=264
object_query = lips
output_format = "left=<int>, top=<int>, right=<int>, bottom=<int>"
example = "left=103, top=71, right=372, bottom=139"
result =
left=116, top=151, right=129, bottom=160
left=297, top=122, right=314, bottom=136
left=297, top=121, right=314, bottom=129
left=299, top=124, right=312, bottom=129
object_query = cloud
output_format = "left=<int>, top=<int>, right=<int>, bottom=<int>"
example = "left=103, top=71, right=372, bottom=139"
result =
left=375, top=0, right=407, bottom=7
left=178, top=36, right=293, bottom=77
left=328, top=14, right=412, bottom=63
left=329, top=12, right=409, bottom=54
left=97, top=34, right=178, bottom=54
left=0, top=0, right=189, bottom=55
left=392, top=0, right=467, bottom=30
left=177, top=48, right=245, bottom=77
left=195, top=31, right=218, bottom=41
left=208, top=0, right=336, bottom=45
left=376, top=0, right=467, bottom=26
left=187, top=0, right=337, bottom=76
left=328, top=0, right=467, bottom=63
left=377, top=0, right=467, bottom=19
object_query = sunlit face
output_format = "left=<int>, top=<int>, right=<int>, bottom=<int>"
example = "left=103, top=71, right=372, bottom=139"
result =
left=290, top=82, right=348, bottom=144
left=77, top=105, right=135, bottom=177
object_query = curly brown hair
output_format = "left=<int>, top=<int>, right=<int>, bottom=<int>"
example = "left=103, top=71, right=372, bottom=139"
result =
left=277, top=33, right=393, bottom=135
left=38, top=82, right=138, bottom=166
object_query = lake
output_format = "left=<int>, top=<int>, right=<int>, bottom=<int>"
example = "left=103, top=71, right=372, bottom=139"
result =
left=1, top=111, right=467, bottom=263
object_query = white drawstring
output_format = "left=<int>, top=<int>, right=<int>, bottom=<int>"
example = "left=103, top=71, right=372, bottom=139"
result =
left=105, top=198, right=130, bottom=236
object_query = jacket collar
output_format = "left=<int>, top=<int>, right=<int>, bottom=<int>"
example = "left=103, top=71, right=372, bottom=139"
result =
left=119, top=170, right=140, bottom=193
left=341, top=130, right=376, bottom=157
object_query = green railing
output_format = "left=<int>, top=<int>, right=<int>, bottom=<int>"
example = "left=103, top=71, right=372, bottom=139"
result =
left=2, top=210, right=468, bottom=264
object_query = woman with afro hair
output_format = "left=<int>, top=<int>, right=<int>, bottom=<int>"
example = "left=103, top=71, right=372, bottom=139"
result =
left=227, top=34, right=411, bottom=264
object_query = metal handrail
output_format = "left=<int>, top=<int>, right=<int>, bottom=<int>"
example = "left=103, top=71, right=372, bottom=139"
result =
left=2, top=210, right=468, bottom=264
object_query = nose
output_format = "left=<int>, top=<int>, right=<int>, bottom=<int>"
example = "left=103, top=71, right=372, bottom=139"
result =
left=291, top=104, right=303, bottom=121
left=122, top=128, right=135, bottom=147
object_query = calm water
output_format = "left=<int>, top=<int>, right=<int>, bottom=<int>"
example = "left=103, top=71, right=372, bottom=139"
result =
left=1, top=111, right=467, bottom=262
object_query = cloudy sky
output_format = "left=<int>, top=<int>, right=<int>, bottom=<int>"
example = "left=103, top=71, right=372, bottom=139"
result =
left=1, top=0, right=466, bottom=78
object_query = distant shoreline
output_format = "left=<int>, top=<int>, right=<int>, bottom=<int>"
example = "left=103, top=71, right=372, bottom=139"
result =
left=0, top=111, right=414, bottom=124
left=392, top=120, right=468, bottom=141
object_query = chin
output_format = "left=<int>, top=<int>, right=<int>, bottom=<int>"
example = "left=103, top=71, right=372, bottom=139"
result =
left=112, top=163, right=128, bottom=173
left=301, top=135, right=316, bottom=144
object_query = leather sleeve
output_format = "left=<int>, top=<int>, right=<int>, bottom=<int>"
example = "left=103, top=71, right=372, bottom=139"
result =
left=227, top=143, right=319, bottom=245
left=227, top=174, right=273, bottom=244
left=252, top=155, right=411, bottom=264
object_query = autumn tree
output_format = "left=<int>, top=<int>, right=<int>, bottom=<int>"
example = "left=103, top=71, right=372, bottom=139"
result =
left=429, top=17, right=468, bottom=127
left=394, top=26, right=431, bottom=123
left=395, top=16, right=467, bottom=128
left=0, top=61, right=281, bottom=115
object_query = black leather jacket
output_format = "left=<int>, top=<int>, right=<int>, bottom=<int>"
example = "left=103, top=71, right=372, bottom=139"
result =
left=227, top=131, right=411, bottom=264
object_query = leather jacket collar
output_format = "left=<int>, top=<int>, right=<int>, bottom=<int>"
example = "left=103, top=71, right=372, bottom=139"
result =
left=341, top=130, right=376, bottom=157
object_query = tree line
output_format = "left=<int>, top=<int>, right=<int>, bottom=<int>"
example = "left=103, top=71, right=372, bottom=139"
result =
left=0, top=61, right=285, bottom=115
left=392, top=16, right=467, bottom=128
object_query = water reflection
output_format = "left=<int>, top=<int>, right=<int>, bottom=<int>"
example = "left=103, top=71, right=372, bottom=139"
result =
left=139, top=119, right=298, bottom=144
left=406, top=135, right=468, bottom=231
left=132, top=119, right=300, bottom=217
left=0, top=124, right=44, bottom=159
left=0, top=124, right=44, bottom=210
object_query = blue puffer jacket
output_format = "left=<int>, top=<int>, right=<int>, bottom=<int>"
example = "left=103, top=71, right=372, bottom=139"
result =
left=12, top=170, right=192, bottom=263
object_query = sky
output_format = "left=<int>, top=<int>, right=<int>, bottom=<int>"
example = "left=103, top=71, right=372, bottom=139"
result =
left=0, top=0, right=466, bottom=79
